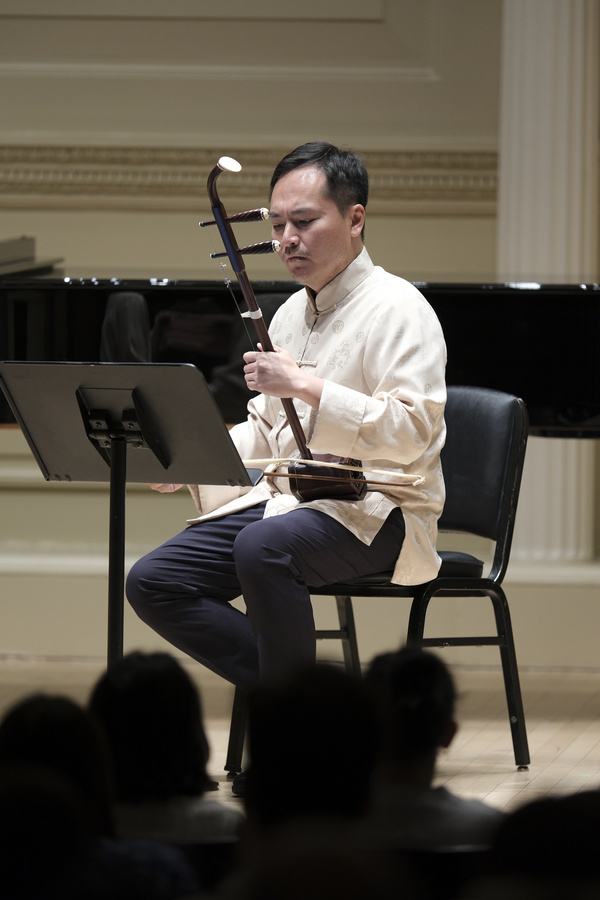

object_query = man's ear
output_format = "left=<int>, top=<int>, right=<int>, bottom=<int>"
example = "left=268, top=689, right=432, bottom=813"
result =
left=349, top=204, right=365, bottom=237
left=440, top=719, right=458, bottom=750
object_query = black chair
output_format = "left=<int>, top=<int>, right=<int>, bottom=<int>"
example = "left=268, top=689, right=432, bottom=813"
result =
left=225, top=385, right=530, bottom=774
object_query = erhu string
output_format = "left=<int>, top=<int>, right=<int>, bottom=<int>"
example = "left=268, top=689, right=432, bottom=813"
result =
left=199, top=214, right=257, bottom=352
left=222, top=263, right=256, bottom=352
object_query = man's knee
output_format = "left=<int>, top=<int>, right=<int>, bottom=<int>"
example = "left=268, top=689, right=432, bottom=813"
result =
left=125, top=558, right=149, bottom=610
left=233, top=517, right=299, bottom=583
left=125, top=555, right=167, bottom=613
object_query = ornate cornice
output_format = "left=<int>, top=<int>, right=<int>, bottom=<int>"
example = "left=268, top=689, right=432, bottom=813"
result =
left=0, top=145, right=497, bottom=216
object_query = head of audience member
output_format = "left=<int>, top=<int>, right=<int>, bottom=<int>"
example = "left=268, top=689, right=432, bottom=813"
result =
left=0, top=761, right=97, bottom=900
left=364, top=646, right=457, bottom=788
left=88, top=650, right=212, bottom=803
left=472, top=790, right=600, bottom=898
left=0, top=693, right=114, bottom=837
left=243, top=662, right=379, bottom=833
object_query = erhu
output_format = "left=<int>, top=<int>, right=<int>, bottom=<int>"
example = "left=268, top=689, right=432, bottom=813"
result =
left=201, top=156, right=367, bottom=502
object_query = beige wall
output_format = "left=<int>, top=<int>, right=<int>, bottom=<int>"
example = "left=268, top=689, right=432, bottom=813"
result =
left=0, top=1, right=501, bottom=151
left=1, top=1, right=599, bottom=673
left=0, top=0, right=500, bottom=279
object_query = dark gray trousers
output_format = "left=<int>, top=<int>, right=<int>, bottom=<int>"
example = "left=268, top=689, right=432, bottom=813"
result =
left=126, top=502, right=405, bottom=687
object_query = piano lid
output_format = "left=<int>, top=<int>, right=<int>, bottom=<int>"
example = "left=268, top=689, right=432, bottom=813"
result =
left=1, top=274, right=599, bottom=437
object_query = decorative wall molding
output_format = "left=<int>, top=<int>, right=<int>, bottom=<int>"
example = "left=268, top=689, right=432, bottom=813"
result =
left=0, top=60, right=438, bottom=84
left=0, top=145, right=498, bottom=216
left=1, top=0, right=384, bottom=22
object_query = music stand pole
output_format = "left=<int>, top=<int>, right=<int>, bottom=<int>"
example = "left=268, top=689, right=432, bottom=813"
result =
left=107, top=436, right=127, bottom=665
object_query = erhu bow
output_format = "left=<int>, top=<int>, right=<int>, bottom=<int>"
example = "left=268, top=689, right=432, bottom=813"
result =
left=201, top=155, right=367, bottom=502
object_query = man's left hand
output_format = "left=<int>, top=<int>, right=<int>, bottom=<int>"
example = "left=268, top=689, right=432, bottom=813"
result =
left=243, top=344, right=323, bottom=410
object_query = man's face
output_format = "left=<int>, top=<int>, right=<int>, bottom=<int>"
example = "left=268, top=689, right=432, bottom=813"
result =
left=269, top=165, right=364, bottom=294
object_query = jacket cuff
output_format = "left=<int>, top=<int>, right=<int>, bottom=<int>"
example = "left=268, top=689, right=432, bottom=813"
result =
left=308, top=381, right=367, bottom=458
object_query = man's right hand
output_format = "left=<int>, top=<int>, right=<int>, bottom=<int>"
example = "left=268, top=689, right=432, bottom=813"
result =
left=149, top=483, right=183, bottom=492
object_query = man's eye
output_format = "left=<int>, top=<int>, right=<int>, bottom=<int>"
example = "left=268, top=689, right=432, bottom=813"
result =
left=297, top=219, right=313, bottom=227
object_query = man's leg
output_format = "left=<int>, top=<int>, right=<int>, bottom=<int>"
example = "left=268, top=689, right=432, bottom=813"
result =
left=233, top=507, right=405, bottom=681
left=126, top=504, right=267, bottom=688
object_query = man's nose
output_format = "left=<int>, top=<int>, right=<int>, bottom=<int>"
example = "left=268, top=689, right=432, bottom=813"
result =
left=280, top=224, right=299, bottom=248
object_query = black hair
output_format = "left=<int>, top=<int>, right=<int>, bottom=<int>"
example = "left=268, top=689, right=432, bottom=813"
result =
left=490, top=791, right=600, bottom=882
left=0, top=694, right=115, bottom=836
left=245, top=663, right=379, bottom=829
left=365, top=646, right=456, bottom=764
left=89, top=651, right=211, bottom=802
left=270, top=141, right=369, bottom=218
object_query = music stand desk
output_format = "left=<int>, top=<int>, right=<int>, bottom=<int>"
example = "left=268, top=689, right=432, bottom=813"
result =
left=0, top=361, right=254, bottom=664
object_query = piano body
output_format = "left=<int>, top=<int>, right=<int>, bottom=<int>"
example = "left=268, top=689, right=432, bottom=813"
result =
left=1, top=273, right=599, bottom=438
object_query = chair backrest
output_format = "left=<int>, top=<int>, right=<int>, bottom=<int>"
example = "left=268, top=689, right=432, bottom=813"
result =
left=439, top=386, right=528, bottom=577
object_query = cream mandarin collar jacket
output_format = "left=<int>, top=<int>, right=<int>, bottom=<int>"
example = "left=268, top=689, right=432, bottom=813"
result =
left=188, top=248, right=447, bottom=586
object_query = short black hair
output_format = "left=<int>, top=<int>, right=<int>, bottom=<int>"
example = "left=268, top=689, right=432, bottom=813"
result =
left=88, top=651, right=211, bottom=802
left=245, top=663, right=378, bottom=829
left=270, top=141, right=369, bottom=217
left=365, top=647, right=456, bottom=764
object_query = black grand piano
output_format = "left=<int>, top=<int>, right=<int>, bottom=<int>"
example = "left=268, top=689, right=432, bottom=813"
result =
left=1, top=271, right=599, bottom=437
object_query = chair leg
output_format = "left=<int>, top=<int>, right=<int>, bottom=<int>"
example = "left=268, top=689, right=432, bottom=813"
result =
left=224, top=685, right=247, bottom=775
left=488, top=587, right=530, bottom=768
left=335, top=594, right=362, bottom=677
left=406, top=586, right=530, bottom=769
left=405, top=585, right=432, bottom=644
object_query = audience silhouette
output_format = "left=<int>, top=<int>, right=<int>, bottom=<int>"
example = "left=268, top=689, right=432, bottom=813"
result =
left=0, top=692, right=199, bottom=898
left=208, top=662, right=415, bottom=899
left=465, top=789, right=600, bottom=899
left=243, top=662, right=379, bottom=832
left=88, top=650, right=243, bottom=843
left=0, top=692, right=114, bottom=834
left=3, top=649, right=598, bottom=899
left=0, top=761, right=98, bottom=900
left=363, top=646, right=505, bottom=849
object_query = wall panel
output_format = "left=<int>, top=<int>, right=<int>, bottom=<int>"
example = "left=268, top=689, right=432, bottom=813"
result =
left=0, top=1, right=500, bottom=149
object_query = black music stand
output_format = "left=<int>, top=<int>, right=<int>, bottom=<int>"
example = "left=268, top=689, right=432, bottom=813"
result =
left=0, top=361, right=256, bottom=665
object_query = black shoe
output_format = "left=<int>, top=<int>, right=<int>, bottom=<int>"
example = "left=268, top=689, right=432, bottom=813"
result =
left=231, top=770, right=247, bottom=797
